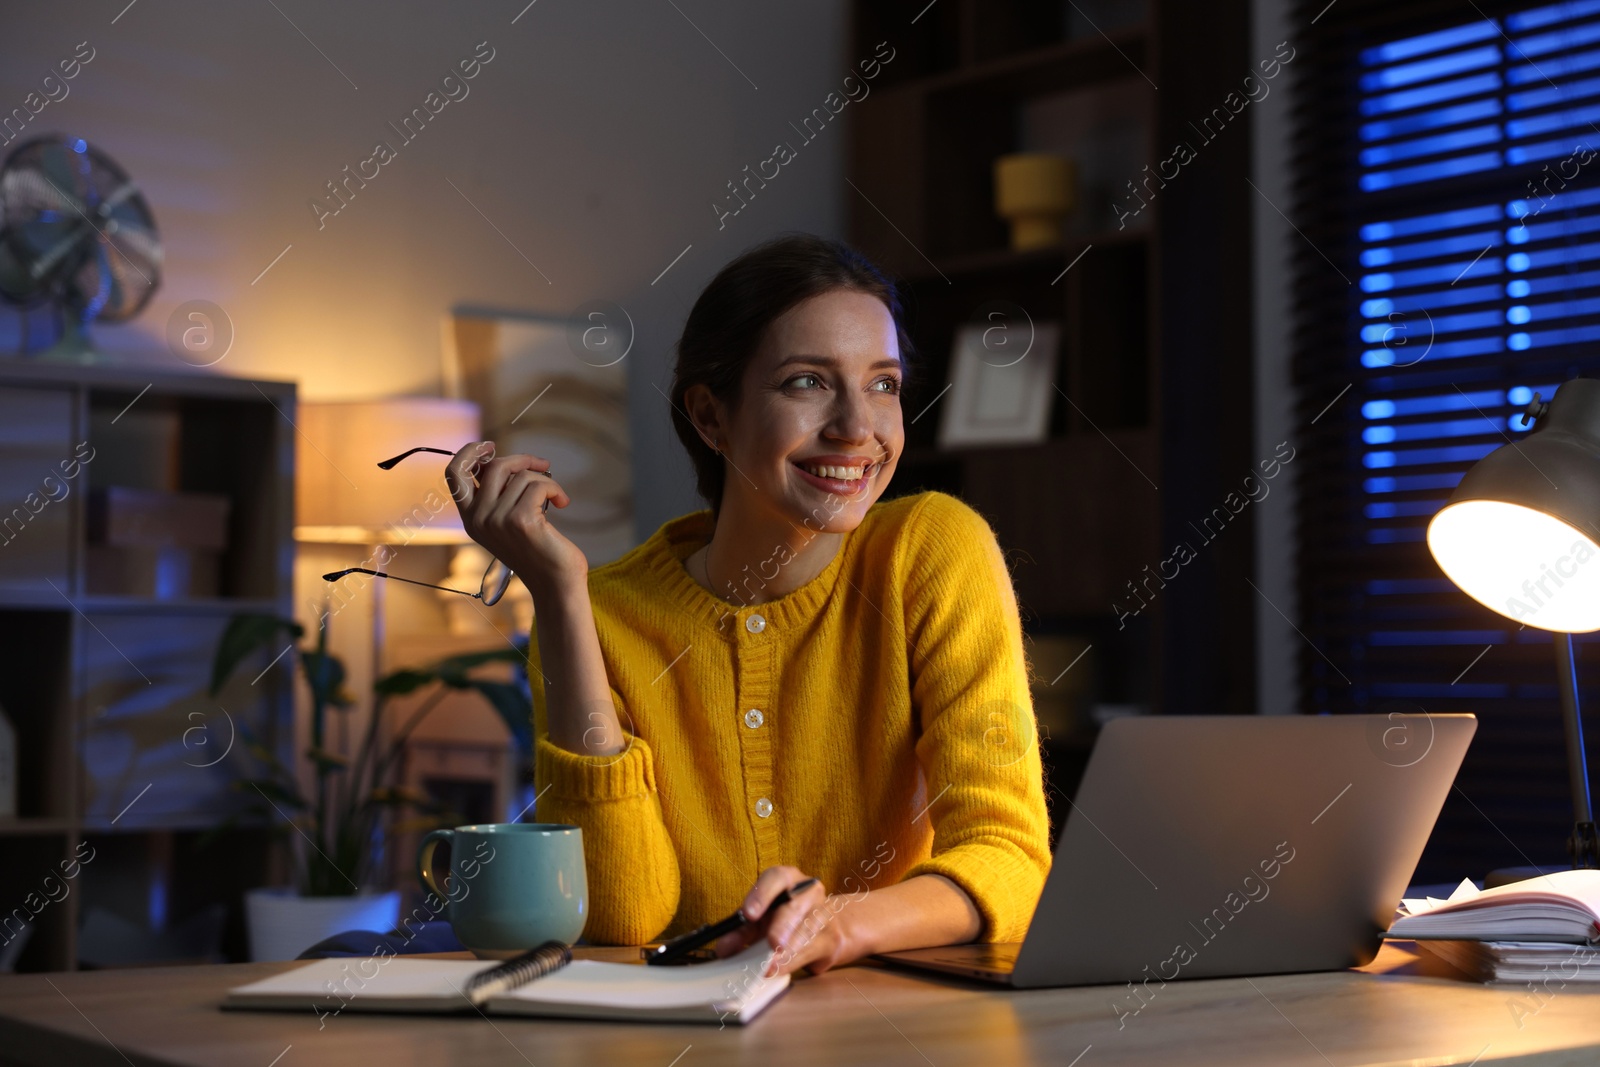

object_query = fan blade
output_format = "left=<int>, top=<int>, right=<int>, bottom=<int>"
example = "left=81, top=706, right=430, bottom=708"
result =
left=86, top=250, right=139, bottom=322
left=23, top=221, right=93, bottom=280
left=1, top=168, right=80, bottom=216
left=93, top=181, right=139, bottom=218
left=77, top=228, right=159, bottom=322
left=38, top=174, right=93, bottom=222
left=105, top=223, right=161, bottom=268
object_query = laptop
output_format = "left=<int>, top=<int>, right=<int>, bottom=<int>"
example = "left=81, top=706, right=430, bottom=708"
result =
left=876, top=713, right=1476, bottom=988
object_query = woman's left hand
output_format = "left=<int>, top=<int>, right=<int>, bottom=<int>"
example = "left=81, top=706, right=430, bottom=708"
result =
left=715, top=865, right=859, bottom=978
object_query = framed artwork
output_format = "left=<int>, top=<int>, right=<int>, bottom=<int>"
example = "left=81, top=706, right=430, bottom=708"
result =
left=444, top=308, right=634, bottom=566
left=937, top=319, right=1061, bottom=448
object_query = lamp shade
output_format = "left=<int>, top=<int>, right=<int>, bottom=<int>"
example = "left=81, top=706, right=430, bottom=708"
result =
left=1426, top=378, right=1600, bottom=633
left=295, top=398, right=480, bottom=545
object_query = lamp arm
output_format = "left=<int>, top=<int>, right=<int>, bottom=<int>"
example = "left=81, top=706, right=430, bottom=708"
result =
left=1553, top=632, right=1600, bottom=868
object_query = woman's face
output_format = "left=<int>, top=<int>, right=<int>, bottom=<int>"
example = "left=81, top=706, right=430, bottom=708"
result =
left=719, top=288, right=904, bottom=533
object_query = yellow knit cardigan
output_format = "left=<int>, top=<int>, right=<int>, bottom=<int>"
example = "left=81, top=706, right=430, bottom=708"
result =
left=530, top=489, right=1053, bottom=945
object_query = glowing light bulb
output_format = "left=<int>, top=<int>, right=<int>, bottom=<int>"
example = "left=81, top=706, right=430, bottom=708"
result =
left=1427, top=500, right=1600, bottom=633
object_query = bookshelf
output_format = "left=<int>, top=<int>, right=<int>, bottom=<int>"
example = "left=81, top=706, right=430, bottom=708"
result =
left=0, top=362, right=295, bottom=971
left=850, top=0, right=1258, bottom=832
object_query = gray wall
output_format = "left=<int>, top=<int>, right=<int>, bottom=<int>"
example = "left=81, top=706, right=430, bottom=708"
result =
left=0, top=0, right=848, bottom=536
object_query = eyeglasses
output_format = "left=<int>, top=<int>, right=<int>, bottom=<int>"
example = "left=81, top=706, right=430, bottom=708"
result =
left=320, top=444, right=536, bottom=607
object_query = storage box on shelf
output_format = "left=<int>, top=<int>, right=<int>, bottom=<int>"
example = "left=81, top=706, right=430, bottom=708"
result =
left=86, top=486, right=231, bottom=599
left=0, top=363, right=294, bottom=972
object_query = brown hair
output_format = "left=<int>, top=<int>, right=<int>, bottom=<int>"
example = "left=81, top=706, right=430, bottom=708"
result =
left=669, top=232, right=914, bottom=518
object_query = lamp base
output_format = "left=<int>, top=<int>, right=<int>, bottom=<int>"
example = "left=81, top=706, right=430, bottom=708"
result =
left=1485, top=863, right=1575, bottom=889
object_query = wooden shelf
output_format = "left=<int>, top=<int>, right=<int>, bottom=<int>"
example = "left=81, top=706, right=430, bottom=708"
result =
left=0, top=360, right=292, bottom=400
left=0, top=818, right=75, bottom=836
left=71, top=596, right=283, bottom=615
left=847, top=0, right=1270, bottom=723
left=896, top=227, right=1153, bottom=285
left=78, top=813, right=275, bottom=835
left=916, top=26, right=1152, bottom=98
left=0, top=364, right=295, bottom=971
left=0, top=594, right=288, bottom=614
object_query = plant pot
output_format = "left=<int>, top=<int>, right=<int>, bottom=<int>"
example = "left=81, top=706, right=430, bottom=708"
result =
left=244, top=887, right=402, bottom=962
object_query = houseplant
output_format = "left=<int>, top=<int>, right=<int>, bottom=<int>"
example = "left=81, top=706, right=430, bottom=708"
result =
left=209, top=612, right=532, bottom=960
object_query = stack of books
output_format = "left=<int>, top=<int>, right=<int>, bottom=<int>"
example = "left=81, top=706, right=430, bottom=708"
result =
left=1387, top=869, right=1600, bottom=982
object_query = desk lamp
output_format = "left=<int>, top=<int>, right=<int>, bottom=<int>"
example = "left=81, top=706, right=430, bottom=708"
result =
left=1426, top=377, right=1600, bottom=873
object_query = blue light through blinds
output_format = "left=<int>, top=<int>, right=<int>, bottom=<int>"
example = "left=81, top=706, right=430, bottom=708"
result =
left=1348, top=0, right=1600, bottom=695
left=1358, top=2, right=1600, bottom=191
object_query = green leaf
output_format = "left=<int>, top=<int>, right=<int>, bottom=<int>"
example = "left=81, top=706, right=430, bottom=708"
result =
left=300, top=650, right=352, bottom=708
left=374, top=669, right=435, bottom=696
left=233, top=719, right=295, bottom=772
left=432, top=647, right=527, bottom=679
left=463, top=679, right=533, bottom=754
left=237, top=777, right=307, bottom=811
left=305, top=747, right=350, bottom=773
left=210, top=615, right=302, bottom=696
left=435, top=654, right=527, bottom=691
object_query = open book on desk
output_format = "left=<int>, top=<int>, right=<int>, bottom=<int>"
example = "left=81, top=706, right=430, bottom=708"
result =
left=1387, top=868, right=1600, bottom=943
left=223, top=941, right=788, bottom=1025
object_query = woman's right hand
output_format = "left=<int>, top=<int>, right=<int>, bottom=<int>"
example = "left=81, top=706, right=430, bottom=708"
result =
left=445, top=441, right=586, bottom=596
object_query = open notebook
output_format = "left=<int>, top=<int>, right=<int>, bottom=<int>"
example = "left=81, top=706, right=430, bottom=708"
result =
left=1387, top=868, right=1600, bottom=942
left=223, top=941, right=789, bottom=1025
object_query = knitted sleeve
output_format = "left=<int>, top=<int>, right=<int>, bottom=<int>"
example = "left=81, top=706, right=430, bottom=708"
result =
left=898, top=492, right=1053, bottom=943
left=528, top=627, right=681, bottom=945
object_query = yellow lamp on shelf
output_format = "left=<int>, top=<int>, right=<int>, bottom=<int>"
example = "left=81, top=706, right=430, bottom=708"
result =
left=994, top=153, right=1077, bottom=252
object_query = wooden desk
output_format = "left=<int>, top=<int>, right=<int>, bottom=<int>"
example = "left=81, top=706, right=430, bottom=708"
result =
left=1, top=942, right=1598, bottom=1066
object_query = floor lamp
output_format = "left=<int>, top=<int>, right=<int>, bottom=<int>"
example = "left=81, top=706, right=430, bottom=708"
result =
left=1426, top=378, right=1600, bottom=880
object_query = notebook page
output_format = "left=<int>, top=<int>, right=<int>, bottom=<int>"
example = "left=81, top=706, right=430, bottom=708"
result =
left=228, top=958, right=493, bottom=1002
left=1398, top=869, right=1600, bottom=920
left=1400, top=878, right=1482, bottom=917
left=495, top=942, right=786, bottom=1010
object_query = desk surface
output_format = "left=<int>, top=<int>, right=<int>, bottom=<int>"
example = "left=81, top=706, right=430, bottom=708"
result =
left=0, top=942, right=1597, bottom=1067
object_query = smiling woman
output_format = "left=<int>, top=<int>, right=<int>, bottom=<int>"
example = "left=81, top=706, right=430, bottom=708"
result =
left=446, top=234, right=1051, bottom=979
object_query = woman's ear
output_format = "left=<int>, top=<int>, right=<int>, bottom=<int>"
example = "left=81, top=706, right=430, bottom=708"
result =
left=682, top=383, right=726, bottom=453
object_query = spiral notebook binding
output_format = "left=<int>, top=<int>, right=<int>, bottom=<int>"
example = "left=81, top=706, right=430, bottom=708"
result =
left=462, top=940, right=572, bottom=1004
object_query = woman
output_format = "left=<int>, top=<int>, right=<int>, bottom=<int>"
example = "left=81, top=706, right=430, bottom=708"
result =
left=446, top=233, right=1051, bottom=978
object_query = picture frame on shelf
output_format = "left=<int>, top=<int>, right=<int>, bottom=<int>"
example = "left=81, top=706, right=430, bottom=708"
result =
left=937, top=319, right=1061, bottom=448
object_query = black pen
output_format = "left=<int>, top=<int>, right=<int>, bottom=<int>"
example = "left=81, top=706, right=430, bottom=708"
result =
left=644, top=878, right=819, bottom=966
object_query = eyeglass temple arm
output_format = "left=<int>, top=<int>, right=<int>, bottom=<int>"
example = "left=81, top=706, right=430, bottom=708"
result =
left=322, top=567, right=481, bottom=599
left=377, top=445, right=554, bottom=481
left=376, top=446, right=458, bottom=470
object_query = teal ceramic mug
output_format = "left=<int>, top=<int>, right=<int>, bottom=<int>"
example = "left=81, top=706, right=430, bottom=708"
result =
left=416, top=823, right=587, bottom=958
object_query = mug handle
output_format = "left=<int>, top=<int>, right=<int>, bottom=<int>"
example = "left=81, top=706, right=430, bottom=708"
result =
left=418, top=829, right=455, bottom=902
